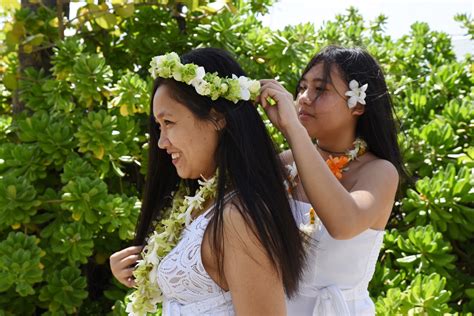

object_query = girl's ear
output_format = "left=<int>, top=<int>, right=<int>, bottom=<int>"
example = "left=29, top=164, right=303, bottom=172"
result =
left=351, top=103, right=365, bottom=116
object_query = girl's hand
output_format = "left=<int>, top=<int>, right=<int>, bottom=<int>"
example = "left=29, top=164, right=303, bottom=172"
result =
left=109, top=246, right=143, bottom=288
left=257, top=79, right=301, bottom=136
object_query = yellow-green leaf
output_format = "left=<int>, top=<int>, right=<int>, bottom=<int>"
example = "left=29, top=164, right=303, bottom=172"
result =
left=1, top=0, right=20, bottom=10
left=119, top=104, right=129, bottom=116
left=23, top=34, right=44, bottom=47
left=94, top=146, right=105, bottom=160
left=23, top=44, right=33, bottom=54
left=12, top=21, right=26, bottom=38
left=115, top=3, right=134, bottom=18
left=7, top=185, right=17, bottom=199
left=95, top=12, right=117, bottom=29
left=5, top=31, right=19, bottom=47
left=204, top=0, right=227, bottom=13
left=49, top=17, right=59, bottom=27
left=11, top=223, right=21, bottom=230
left=72, top=212, right=82, bottom=221
left=3, top=72, right=18, bottom=90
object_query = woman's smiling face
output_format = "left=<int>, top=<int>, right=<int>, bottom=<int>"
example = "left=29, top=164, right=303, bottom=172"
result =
left=153, top=84, right=220, bottom=179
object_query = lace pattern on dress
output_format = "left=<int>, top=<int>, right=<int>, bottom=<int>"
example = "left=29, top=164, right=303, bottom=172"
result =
left=157, top=192, right=236, bottom=305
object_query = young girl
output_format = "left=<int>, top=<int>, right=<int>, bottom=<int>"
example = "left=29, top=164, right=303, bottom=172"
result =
left=110, top=48, right=306, bottom=316
left=258, top=45, right=406, bottom=315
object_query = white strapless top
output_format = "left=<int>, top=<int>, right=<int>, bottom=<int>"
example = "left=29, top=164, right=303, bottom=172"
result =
left=288, top=199, right=384, bottom=316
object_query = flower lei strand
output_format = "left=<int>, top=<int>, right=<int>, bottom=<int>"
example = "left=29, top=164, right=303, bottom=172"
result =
left=126, top=173, right=218, bottom=316
left=149, top=52, right=260, bottom=103
left=285, top=138, right=367, bottom=236
left=324, top=138, right=367, bottom=179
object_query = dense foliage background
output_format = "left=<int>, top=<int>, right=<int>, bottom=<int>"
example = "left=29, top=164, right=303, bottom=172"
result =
left=0, top=0, right=472, bottom=314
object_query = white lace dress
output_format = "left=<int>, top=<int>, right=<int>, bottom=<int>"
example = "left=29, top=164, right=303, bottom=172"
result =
left=156, top=197, right=235, bottom=316
left=288, top=199, right=385, bottom=316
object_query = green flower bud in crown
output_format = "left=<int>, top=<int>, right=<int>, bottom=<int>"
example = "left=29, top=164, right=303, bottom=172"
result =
left=149, top=52, right=261, bottom=103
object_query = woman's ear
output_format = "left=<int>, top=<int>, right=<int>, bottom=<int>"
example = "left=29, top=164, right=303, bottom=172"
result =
left=210, top=109, right=226, bottom=131
left=351, top=103, right=365, bottom=116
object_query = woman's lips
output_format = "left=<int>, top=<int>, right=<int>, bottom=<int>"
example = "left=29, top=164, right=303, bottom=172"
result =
left=169, top=152, right=181, bottom=165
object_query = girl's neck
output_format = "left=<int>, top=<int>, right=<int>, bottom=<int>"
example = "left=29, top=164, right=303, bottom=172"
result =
left=315, top=134, right=356, bottom=159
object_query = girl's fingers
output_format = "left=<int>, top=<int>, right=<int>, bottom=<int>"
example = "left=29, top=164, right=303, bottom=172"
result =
left=259, top=87, right=280, bottom=109
left=260, top=79, right=282, bottom=87
left=260, top=87, right=292, bottom=108
left=260, top=80, right=288, bottom=92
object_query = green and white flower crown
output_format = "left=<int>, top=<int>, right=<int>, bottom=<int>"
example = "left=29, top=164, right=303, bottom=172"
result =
left=149, top=52, right=261, bottom=103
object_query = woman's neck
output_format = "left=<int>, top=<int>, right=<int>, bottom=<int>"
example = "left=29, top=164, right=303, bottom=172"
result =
left=191, top=197, right=215, bottom=219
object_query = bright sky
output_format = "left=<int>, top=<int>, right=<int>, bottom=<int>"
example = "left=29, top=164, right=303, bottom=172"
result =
left=260, top=0, right=473, bottom=57
left=1, top=0, right=472, bottom=57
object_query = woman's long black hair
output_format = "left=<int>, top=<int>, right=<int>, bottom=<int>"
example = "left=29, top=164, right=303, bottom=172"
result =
left=296, top=45, right=409, bottom=185
left=134, top=47, right=306, bottom=297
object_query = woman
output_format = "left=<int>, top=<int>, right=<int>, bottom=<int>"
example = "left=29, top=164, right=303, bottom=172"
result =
left=110, top=48, right=306, bottom=316
left=258, top=46, right=407, bottom=315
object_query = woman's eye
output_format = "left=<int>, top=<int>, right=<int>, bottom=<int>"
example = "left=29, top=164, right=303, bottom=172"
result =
left=315, top=86, right=325, bottom=91
left=164, top=120, right=174, bottom=126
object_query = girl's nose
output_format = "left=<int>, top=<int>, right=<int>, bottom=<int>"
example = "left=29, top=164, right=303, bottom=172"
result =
left=298, top=89, right=313, bottom=106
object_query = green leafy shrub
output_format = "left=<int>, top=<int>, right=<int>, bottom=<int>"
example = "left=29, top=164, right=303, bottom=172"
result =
left=0, top=232, right=43, bottom=296
left=0, top=0, right=472, bottom=314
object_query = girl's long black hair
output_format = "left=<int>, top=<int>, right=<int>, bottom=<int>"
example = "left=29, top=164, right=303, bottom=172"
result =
left=134, top=47, right=305, bottom=297
left=296, top=45, right=409, bottom=185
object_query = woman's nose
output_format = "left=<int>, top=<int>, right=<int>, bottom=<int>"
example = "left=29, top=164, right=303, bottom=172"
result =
left=158, top=132, right=170, bottom=149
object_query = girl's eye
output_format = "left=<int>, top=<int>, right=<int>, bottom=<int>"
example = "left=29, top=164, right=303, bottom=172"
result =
left=163, top=120, right=174, bottom=126
left=315, top=86, right=325, bottom=91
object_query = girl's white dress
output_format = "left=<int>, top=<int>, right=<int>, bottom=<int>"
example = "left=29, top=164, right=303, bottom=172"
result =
left=288, top=199, right=384, bottom=316
left=157, top=197, right=235, bottom=316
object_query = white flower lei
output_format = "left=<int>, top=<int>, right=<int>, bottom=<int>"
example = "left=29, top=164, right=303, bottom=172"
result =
left=126, top=173, right=218, bottom=316
left=149, top=52, right=261, bottom=103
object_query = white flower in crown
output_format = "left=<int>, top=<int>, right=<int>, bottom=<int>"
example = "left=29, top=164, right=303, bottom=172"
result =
left=231, top=75, right=251, bottom=101
left=345, top=80, right=368, bottom=108
left=189, top=66, right=206, bottom=86
left=149, top=52, right=180, bottom=79
left=194, top=79, right=211, bottom=97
